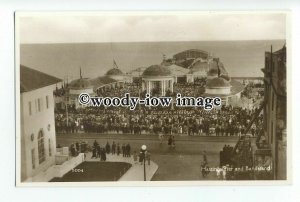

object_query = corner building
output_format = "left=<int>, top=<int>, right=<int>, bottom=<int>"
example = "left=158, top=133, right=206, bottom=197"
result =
left=262, top=45, right=287, bottom=180
left=20, top=65, right=62, bottom=182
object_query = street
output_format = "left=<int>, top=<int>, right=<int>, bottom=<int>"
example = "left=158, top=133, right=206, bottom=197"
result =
left=56, top=133, right=240, bottom=180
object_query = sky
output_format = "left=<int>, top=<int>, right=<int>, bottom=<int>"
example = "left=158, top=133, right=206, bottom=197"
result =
left=18, top=12, right=286, bottom=43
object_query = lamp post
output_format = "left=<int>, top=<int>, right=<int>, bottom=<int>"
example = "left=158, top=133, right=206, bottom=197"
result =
left=141, top=144, right=147, bottom=181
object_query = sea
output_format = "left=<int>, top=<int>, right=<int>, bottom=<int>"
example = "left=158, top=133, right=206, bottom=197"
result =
left=20, top=40, right=285, bottom=81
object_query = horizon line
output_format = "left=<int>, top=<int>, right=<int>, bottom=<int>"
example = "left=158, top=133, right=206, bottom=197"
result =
left=19, top=39, right=286, bottom=45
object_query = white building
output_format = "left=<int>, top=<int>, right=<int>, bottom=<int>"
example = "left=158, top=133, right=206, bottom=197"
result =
left=204, top=77, right=244, bottom=106
left=20, top=65, right=62, bottom=182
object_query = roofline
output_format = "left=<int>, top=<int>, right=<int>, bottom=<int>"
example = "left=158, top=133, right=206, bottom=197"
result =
left=20, top=64, right=62, bottom=93
left=231, top=77, right=264, bottom=80
left=206, top=86, right=232, bottom=89
left=21, top=82, right=59, bottom=93
left=174, top=49, right=209, bottom=56
left=142, top=75, right=173, bottom=79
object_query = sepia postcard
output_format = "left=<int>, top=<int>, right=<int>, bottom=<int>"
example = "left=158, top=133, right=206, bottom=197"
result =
left=15, top=11, right=291, bottom=186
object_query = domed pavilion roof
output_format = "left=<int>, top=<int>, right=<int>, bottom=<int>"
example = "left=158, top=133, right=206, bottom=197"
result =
left=68, top=78, right=93, bottom=89
left=142, top=65, right=172, bottom=77
left=106, top=68, right=124, bottom=76
left=206, top=77, right=231, bottom=88
left=89, top=76, right=117, bottom=91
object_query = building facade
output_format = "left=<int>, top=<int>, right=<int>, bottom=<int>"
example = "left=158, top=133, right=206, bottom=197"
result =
left=20, top=65, right=62, bottom=182
left=262, top=45, right=287, bottom=180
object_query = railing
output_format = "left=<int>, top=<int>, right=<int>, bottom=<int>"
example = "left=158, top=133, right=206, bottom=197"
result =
left=232, top=101, right=265, bottom=154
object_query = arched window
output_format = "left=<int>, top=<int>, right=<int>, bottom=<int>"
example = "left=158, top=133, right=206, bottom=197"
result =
left=38, top=129, right=45, bottom=164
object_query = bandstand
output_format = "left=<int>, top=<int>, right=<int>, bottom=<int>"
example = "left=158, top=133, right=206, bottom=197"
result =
left=141, top=65, right=174, bottom=96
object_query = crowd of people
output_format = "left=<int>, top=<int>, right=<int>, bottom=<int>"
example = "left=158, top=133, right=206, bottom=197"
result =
left=67, top=141, right=89, bottom=157
left=54, top=80, right=264, bottom=140
left=219, top=144, right=234, bottom=167
left=173, top=80, right=206, bottom=97
left=217, top=137, right=254, bottom=180
left=241, top=82, right=264, bottom=100
left=90, top=140, right=132, bottom=161
left=66, top=140, right=152, bottom=165
left=97, top=83, right=141, bottom=98
left=55, top=104, right=263, bottom=138
left=53, top=76, right=266, bottom=181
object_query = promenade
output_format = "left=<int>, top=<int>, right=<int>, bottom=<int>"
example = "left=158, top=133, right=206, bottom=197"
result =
left=57, top=133, right=249, bottom=180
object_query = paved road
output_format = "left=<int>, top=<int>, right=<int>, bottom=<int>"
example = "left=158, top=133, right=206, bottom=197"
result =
left=57, top=132, right=240, bottom=142
left=56, top=133, right=244, bottom=180
left=56, top=133, right=240, bottom=155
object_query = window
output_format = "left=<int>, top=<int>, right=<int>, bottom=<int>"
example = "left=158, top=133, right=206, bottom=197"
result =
left=28, top=101, right=32, bottom=116
left=38, top=130, right=45, bottom=164
left=35, top=100, right=38, bottom=113
left=31, top=149, right=35, bottom=169
left=46, top=95, right=49, bottom=109
left=48, top=138, right=52, bottom=157
left=38, top=98, right=41, bottom=112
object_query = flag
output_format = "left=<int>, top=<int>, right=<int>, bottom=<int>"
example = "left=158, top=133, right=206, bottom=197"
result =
left=113, top=59, right=118, bottom=69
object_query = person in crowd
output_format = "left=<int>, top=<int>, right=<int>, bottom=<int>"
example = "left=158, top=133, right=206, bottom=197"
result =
left=172, top=136, right=176, bottom=148
left=158, top=133, right=164, bottom=144
left=112, top=141, right=116, bottom=155
left=126, top=143, right=131, bottom=157
left=70, top=143, right=76, bottom=156
left=100, top=148, right=106, bottom=161
left=133, top=151, right=138, bottom=164
left=75, top=119, right=79, bottom=133
left=75, top=142, right=80, bottom=152
left=216, top=166, right=222, bottom=180
left=96, top=144, right=101, bottom=158
left=122, top=143, right=126, bottom=157
left=117, top=143, right=121, bottom=156
left=215, top=124, right=220, bottom=136
left=168, top=135, right=172, bottom=148
left=222, top=165, right=227, bottom=180
left=201, top=161, right=209, bottom=178
left=91, top=146, right=97, bottom=159
left=139, top=151, right=144, bottom=165
left=93, top=140, right=98, bottom=148
left=105, top=142, right=111, bottom=154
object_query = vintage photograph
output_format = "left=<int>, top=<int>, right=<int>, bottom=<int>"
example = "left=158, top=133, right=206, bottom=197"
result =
left=15, top=12, right=288, bottom=184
